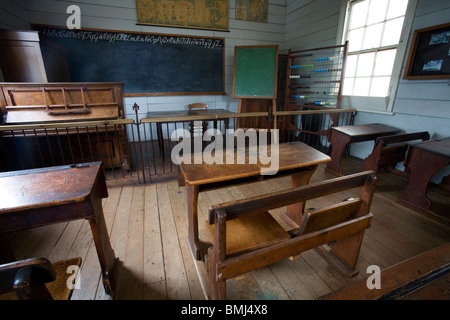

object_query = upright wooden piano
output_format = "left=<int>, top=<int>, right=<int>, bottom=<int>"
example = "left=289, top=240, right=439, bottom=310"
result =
left=0, top=82, right=130, bottom=171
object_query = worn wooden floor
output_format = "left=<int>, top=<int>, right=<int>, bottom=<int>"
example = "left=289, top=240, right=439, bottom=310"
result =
left=4, top=158, right=450, bottom=300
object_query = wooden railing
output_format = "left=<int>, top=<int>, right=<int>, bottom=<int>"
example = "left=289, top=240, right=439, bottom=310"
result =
left=0, top=108, right=356, bottom=183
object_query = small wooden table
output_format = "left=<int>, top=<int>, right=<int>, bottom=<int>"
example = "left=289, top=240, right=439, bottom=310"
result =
left=326, top=123, right=400, bottom=176
left=146, top=109, right=235, bottom=157
left=0, top=162, right=117, bottom=294
left=398, top=137, right=450, bottom=212
left=178, top=142, right=331, bottom=260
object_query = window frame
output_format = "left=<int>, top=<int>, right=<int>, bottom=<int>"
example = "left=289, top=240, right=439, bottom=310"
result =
left=336, top=0, right=418, bottom=114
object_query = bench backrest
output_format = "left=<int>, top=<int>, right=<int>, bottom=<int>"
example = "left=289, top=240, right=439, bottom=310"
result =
left=209, top=171, right=376, bottom=224
left=206, top=171, right=377, bottom=299
left=376, top=131, right=430, bottom=146
left=364, top=131, right=430, bottom=173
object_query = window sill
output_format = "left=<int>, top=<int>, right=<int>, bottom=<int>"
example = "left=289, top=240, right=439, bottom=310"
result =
left=341, top=95, right=395, bottom=115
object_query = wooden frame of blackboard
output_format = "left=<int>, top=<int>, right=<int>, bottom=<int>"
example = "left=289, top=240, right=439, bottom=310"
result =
left=232, top=45, right=278, bottom=99
left=32, top=25, right=226, bottom=97
left=404, top=22, right=450, bottom=80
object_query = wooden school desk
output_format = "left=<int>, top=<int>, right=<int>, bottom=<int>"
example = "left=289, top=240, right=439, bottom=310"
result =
left=0, top=162, right=117, bottom=294
left=326, top=123, right=400, bottom=176
left=178, top=141, right=331, bottom=260
left=398, top=137, right=450, bottom=212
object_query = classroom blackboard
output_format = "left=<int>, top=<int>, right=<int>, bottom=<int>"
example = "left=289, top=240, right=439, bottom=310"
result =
left=404, top=22, right=450, bottom=80
left=232, top=45, right=278, bottom=99
left=33, top=25, right=225, bottom=96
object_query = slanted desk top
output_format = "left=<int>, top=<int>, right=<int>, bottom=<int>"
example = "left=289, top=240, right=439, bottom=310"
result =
left=332, top=123, right=399, bottom=138
left=412, top=137, right=450, bottom=158
left=179, top=141, right=331, bottom=185
left=0, top=162, right=105, bottom=214
left=0, top=161, right=117, bottom=294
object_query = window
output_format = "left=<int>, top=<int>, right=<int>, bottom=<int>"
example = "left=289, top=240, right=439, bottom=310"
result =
left=338, top=0, right=417, bottom=112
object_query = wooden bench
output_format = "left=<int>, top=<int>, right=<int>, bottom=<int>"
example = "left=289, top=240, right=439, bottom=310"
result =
left=363, top=131, right=430, bottom=174
left=0, top=257, right=82, bottom=300
left=321, top=242, right=450, bottom=300
left=205, top=171, right=377, bottom=300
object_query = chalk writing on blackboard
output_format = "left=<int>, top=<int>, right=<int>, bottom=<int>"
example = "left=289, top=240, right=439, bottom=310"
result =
left=34, top=25, right=226, bottom=95
left=429, top=31, right=449, bottom=45
left=423, top=60, right=443, bottom=71
left=39, top=28, right=223, bottom=49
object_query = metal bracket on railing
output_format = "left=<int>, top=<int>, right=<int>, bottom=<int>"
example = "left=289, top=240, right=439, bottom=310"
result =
left=132, top=103, right=146, bottom=183
left=133, top=102, right=140, bottom=123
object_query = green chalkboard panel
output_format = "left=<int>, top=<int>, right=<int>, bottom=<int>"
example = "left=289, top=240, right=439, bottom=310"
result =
left=33, top=25, right=225, bottom=96
left=233, top=45, right=278, bottom=99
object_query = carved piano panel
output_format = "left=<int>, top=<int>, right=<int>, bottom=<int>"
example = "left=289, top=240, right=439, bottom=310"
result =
left=0, top=82, right=129, bottom=170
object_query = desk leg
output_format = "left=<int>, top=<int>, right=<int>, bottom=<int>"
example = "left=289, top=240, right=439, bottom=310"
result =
left=157, top=123, right=164, bottom=159
left=186, top=184, right=202, bottom=260
left=88, top=198, right=118, bottom=295
left=177, top=166, right=185, bottom=187
left=0, top=234, right=15, bottom=264
left=326, top=132, right=351, bottom=176
left=285, top=165, right=318, bottom=226
left=398, top=149, right=450, bottom=211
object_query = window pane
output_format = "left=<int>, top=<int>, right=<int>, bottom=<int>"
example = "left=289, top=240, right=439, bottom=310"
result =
left=353, top=77, right=371, bottom=96
left=374, top=49, right=396, bottom=76
left=343, top=77, right=355, bottom=95
left=367, top=0, right=388, bottom=25
left=349, top=0, right=369, bottom=29
left=382, top=17, right=404, bottom=46
left=387, top=0, right=409, bottom=19
left=356, top=52, right=375, bottom=76
left=348, top=28, right=364, bottom=51
left=370, top=77, right=390, bottom=96
left=363, top=23, right=383, bottom=49
left=345, top=54, right=358, bottom=77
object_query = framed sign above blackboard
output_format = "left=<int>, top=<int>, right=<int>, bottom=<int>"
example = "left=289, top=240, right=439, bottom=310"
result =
left=32, top=25, right=225, bottom=96
left=136, top=0, right=229, bottom=31
left=404, top=22, right=450, bottom=80
left=232, top=45, right=278, bottom=99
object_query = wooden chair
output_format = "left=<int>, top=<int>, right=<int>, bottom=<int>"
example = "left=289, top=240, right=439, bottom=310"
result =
left=0, top=257, right=82, bottom=300
left=363, top=131, right=430, bottom=175
left=188, top=103, right=208, bottom=137
left=206, top=171, right=377, bottom=300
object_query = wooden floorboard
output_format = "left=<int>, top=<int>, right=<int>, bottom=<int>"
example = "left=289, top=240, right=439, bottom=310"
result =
left=3, top=158, right=450, bottom=300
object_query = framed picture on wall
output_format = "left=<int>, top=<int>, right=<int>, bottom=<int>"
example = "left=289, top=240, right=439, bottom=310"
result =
left=404, top=22, right=450, bottom=79
left=136, top=0, right=229, bottom=31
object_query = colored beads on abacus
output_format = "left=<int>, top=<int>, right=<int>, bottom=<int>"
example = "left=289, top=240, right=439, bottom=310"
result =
left=289, top=75, right=311, bottom=79
left=314, top=68, right=342, bottom=72
left=316, top=56, right=340, bottom=62
left=290, top=64, right=313, bottom=69
left=310, top=101, right=336, bottom=106
left=313, top=80, right=341, bottom=83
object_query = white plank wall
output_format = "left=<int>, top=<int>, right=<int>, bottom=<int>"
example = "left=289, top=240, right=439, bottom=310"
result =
left=283, top=0, right=341, bottom=51
left=0, top=0, right=29, bottom=30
